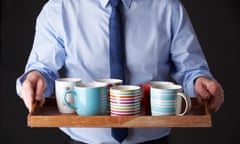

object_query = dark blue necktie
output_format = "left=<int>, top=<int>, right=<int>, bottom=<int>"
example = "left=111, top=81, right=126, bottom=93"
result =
left=109, top=0, right=125, bottom=83
left=109, top=0, right=128, bottom=143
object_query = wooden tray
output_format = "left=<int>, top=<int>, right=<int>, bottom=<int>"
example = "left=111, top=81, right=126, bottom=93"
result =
left=28, top=97, right=211, bottom=128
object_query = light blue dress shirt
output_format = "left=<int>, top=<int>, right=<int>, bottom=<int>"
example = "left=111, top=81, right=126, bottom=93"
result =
left=16, top=0, right=214, bottom=143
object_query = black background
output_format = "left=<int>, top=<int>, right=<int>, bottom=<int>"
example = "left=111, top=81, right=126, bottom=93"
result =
left=1, top=0, right=239, bottom=144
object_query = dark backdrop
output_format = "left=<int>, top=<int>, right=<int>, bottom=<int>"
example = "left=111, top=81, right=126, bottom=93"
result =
left=1, top=0, right=239, bottom=144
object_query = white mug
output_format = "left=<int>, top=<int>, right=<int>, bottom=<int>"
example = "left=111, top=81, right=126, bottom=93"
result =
left=55, top=78, right=82, bottom=113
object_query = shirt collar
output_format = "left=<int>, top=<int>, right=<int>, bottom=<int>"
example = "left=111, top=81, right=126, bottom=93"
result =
left=102, top=0, right=133, bottom=9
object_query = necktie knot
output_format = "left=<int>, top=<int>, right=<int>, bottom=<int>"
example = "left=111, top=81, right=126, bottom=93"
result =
left=110, top=0, right=120, bottom=8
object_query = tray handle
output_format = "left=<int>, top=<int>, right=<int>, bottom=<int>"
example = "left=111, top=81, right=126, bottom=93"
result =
left=30, top=101, right=41, bottom=114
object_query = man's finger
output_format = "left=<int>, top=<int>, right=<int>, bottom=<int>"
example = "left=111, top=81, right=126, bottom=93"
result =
left=209, top=92, right=224, bottom=112
left=206, top=81, right=223, bottom=98
left=195, top=85, right=211, bottom=100
left=35, top=78, right=46, bottom=101
left=21, top=80, right=35, bottom=111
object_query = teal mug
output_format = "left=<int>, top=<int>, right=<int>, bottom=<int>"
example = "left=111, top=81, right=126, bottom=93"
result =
left=63, top=83, right=108, bottom=116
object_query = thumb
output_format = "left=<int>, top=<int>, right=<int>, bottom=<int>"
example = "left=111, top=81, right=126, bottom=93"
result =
left=35, top=76, right=46, bottom=107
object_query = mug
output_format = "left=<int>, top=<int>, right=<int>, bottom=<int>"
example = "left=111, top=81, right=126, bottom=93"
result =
left=63, top=83, right=108, bottom=116
left=110, top=85, right=142, bottom=116
left=142, top=81, right=174, bottom=115
left=94, top=78, right=123, bottom=113
left=150, top=84, right=190, bottom=116
left=55, top=78, right=82, bottom=113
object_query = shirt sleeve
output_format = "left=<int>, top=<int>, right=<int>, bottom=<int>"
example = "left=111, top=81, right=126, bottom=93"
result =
left=169, top=1, right=214, bottom=97
left=16, top=0, right=65, bottom=97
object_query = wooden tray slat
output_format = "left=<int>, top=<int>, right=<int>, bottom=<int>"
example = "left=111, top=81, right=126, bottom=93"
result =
left=28, top=97, right=211, bottom=128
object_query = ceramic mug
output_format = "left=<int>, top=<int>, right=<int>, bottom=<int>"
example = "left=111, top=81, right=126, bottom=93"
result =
left=142, top=81, right=174, bottom=115
left=63, top=83, right=108, bottom=116
left=109, top=85, right=142, bottom=116
left=94, top=78, right=123, bottom=113
left=55, top=78, right=82, bottom=113
left=150, top=84, right=190, bottom=116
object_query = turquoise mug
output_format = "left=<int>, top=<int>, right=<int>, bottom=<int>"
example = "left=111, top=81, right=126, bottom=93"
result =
left=63, top=83, right=107, bottom=116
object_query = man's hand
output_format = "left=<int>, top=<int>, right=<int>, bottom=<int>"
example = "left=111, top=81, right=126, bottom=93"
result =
left=195, top=77, right=224, bottom=112
left=21, top=71, right=46, bottom=112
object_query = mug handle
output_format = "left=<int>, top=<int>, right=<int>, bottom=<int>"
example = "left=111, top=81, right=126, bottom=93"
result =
left=185, top=95, right=192, bottom=112
left=63, top=90, right=77, bottom=110
left=176, top=92, right=189, bottom=116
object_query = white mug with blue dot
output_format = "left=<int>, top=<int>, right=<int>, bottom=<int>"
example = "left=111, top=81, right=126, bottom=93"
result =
left=55, top=78, right=82, bottom=113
